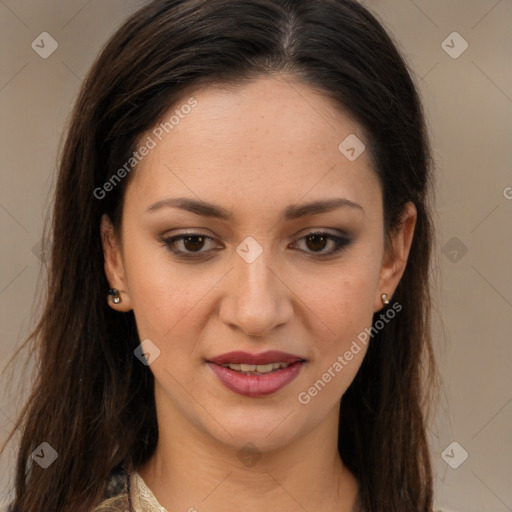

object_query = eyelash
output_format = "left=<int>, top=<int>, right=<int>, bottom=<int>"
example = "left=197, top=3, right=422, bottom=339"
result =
left=161, top=231, right=353, bottom=260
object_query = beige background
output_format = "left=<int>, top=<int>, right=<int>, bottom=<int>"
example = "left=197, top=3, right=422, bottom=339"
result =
left=1, top=1, right=511, bottom=511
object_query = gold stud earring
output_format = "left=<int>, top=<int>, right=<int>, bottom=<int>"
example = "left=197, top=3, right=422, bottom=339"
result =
left=108, top=288, right=122, bottom=304
left=381, top=293, right=390, bottom=305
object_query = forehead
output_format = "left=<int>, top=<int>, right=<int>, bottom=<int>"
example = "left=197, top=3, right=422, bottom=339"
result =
left=125, top=76, right=381, bottom=221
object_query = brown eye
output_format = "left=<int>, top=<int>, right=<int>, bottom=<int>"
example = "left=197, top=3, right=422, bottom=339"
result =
left=305, top=233, right=329, bottom=252
left=162, top=233, right=221, bottom=258
left=181, top=235, right=206, bottom=252
left=293, top=231, right=353, bottom=258
left=162, top=231, right=352, bottom=260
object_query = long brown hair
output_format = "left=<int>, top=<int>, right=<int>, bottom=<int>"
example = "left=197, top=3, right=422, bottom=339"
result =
left=1, top=1, right=438, bottom=510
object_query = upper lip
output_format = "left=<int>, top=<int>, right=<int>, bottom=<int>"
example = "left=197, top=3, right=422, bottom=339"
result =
left=207, top=350, right=306, bottom=365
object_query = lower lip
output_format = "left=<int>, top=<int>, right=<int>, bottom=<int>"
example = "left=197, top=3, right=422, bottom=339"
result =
left=207, top=361, right=304, bottom=397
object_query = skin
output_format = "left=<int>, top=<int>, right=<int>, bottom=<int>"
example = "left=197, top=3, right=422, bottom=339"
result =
left=101, top=75, right=417, bottom=512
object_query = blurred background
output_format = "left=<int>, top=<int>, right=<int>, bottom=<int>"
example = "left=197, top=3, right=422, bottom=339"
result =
left=0, top=1, right=511, bottom=511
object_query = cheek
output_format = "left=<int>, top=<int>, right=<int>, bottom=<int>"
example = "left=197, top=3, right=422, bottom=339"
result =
left=123, top=248, right=222, bottom=360
left=291, top=260, right=379, bottom=395
left=120, top=255, right=219, bottom=429
left=299, top=276, right=375, bottom=404
left=297, top=263, right=378, bottom=337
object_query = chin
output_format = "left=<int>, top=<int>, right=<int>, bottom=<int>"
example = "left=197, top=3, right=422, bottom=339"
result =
left=200, top=412, right=306, bottom=455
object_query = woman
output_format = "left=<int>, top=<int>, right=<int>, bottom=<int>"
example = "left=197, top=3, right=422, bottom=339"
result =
left=1, top=0, right=437, bottom=511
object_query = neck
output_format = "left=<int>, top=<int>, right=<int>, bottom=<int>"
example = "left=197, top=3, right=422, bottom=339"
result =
left=137, top=401, right=359, bottom=512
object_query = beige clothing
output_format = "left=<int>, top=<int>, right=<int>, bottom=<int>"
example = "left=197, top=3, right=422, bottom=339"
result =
left=93, top=469, right=165, bottom=512
left=94, top=466, right=363, bottom=511
left=131, top=472, right=167, bottom=511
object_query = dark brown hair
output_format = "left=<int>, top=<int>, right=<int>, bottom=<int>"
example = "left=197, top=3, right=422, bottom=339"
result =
left=1, top=1, right=437, bottom=510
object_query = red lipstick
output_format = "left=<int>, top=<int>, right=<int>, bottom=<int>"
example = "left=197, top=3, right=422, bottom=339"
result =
left=207, top=350, right=304, bottom=366
left=206, top=350, right=306, bottom=398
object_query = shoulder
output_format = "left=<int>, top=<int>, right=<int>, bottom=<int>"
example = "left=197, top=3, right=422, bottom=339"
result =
left=91, top=464, right=130, bottom=512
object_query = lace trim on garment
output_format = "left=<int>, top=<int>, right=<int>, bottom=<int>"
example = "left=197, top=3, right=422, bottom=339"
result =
left=130, top=471, right=168, bottom=511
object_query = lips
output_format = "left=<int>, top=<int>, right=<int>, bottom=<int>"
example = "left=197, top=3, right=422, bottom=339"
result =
left=206, top=350, right=306, bottom=397
left=207, top=350, right=305, bottom=366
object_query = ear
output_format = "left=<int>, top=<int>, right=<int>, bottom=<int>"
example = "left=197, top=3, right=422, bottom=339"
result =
left=374, top=201, right=417, bottom=312
left=100, top=214, right=133, bottom=312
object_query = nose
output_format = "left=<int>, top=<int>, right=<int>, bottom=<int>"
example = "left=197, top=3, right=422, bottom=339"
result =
left=219, top=246, right=294, bottom=337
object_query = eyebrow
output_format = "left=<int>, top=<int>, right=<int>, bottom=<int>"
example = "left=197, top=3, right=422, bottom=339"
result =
left=146, top=196, right=364, bottom=220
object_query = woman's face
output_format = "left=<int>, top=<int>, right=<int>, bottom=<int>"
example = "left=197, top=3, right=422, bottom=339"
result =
left=102, top=76, right=416, bottom=452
